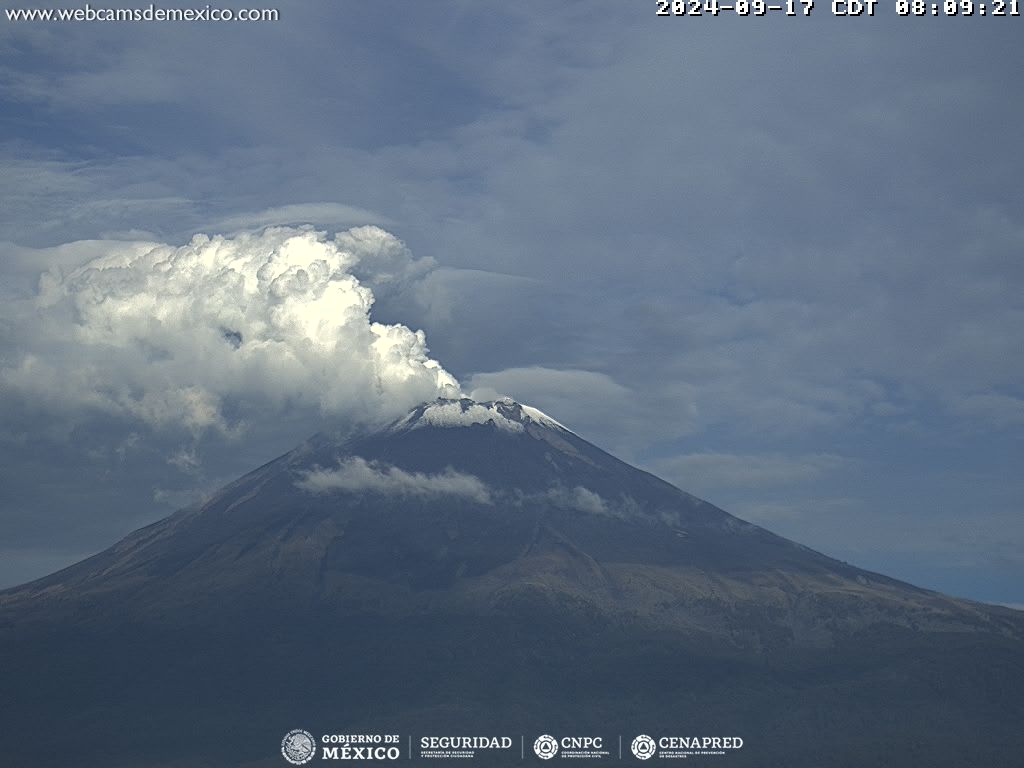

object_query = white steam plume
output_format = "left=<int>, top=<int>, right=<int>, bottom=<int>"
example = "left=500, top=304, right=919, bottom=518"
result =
left=2, top=226, right=461, bottom=435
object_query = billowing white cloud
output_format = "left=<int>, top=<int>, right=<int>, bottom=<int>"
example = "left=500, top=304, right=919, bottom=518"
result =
left=1, top=226, right=460, bottom=435
left=296, top=457, right=491, bottom=503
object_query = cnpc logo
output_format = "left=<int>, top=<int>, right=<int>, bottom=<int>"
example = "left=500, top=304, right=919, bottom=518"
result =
left=535, top=734, right=604, bottom=759
left=534, top=735, right=559, bottom=759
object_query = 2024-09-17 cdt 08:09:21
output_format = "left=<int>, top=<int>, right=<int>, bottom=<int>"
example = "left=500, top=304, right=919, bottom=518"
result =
left=656, top=0, right=1019, bottom=15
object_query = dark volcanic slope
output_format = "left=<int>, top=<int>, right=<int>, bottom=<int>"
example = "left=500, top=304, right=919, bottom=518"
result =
left=2, top=398, right=1023, bottom=768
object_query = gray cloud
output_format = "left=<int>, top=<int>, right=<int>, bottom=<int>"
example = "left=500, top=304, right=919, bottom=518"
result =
left=654, top=453, right=852, bottom=493
left=206, top=203, right=394, bottom=234
left=952, top=393, right=1024, bottom=429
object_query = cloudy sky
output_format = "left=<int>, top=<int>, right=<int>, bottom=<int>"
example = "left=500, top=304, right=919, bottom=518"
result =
left=1, top=3, right=1021, bottom=605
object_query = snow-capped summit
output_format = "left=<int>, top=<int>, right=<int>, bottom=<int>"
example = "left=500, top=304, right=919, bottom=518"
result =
left=389, top=396, right=570, bottom=434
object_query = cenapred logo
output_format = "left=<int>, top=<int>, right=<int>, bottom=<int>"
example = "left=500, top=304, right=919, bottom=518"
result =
left=282, top=729, right=317, bottom=765
left=631, top=734, right=657, bottom=760
left=534, top=734, right=559, bottom=759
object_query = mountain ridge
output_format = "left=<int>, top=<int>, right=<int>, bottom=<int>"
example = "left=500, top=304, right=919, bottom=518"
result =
left=4, top=396, right=1016, bottom=636
left=2, top=397, right=1023, bottom=767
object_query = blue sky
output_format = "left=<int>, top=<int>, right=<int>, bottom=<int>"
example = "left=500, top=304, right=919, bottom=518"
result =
left=0, top=3, right=1021, bottom=605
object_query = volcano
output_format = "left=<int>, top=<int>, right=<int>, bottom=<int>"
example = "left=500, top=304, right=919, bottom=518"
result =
left=2, top=397, right=1022, bottom=767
